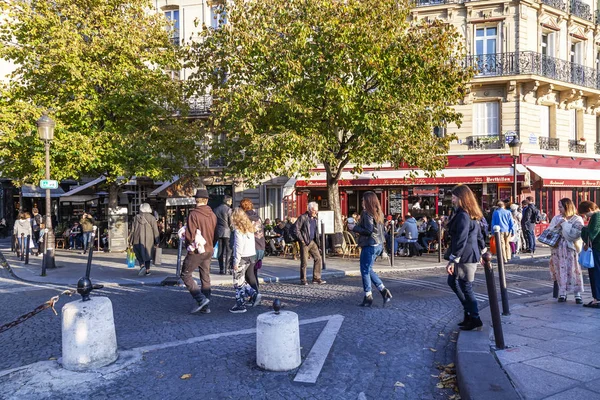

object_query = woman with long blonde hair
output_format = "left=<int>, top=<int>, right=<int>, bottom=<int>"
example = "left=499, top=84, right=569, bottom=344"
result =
left=352, top=191, right=392, bottom=307
left=230, top=207, right=260, bottom=313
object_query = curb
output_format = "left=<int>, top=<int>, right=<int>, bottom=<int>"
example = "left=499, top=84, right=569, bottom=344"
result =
left=455, top=306, right=520, bottom=400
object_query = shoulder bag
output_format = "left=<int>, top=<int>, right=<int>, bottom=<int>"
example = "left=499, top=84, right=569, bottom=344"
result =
left=538, top=227, right=561, bottom=248
left=579, top=239, right=594, bottom=269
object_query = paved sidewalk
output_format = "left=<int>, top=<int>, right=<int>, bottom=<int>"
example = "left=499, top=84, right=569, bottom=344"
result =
left=458, top=293, right=600, bottom=400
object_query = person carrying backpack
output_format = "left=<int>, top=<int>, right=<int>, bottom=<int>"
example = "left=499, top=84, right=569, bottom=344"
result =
left=521, top=196, right=539, bottom=254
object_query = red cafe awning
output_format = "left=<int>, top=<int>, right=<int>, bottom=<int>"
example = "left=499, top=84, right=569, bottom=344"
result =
left=528, top=165, right=600, bottom=187
left=296, top=167, right=527, bottom=188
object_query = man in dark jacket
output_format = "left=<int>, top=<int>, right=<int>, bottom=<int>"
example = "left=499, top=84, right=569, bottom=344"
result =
left=521, top=197, right=539, bottom=253
left=181, top=189, right=217, bottom=314
left=292, top=201, right=325, bottom=285
left=213, top=195, right=232, bottom=275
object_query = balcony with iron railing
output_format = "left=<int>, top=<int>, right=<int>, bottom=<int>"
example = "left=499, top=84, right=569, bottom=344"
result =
left=467, top=135, right=506, bottom=150
left=569, top=0, right=592, bottom=21
left=541, top=0, right=567, bottom=12
left=188, top=95, right=212, bottom=117
left=539, top=137, right=560, bottom=151
left=465, top=51, right=600, bottom=91
left=568, top=139, right=587, bottom=153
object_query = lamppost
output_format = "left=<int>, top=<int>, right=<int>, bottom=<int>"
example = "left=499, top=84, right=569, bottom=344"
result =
left=37, top=112, right=56, bottom=273
left=508, top=136, right=522, bottom=204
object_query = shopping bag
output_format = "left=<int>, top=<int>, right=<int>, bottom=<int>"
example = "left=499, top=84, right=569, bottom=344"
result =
left=579, top=247, right=594, bottom=269
left=538, top=228, right=560, bottom=248
left=212, top=242, right=219, bottom=259
left=152, top=246, right=162, bottom=266
left=126, top=246, right=136, bottom=268
left=489, top=235, right=496, bottom=255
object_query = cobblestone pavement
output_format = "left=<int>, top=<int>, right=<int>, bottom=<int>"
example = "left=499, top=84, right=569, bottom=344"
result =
left=0, top=261, right=557, bottom=400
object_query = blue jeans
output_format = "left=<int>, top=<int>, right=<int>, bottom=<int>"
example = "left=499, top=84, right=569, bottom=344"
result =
left=448, top=272, right=479, bottom=318
left=359, top=245, right=384, bottom=293
left=589, top=249, right=600, bottom=301
left=524, top=229, right=536, bottom=252
left=82, top=232, right=92, bottom=250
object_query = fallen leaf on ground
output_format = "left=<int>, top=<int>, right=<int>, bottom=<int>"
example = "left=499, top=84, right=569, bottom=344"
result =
left=438, top=333, right=445, bottom=336
left=380, top=351, right=387, bottom=355
left=48, top=357, right=57, bottom=361
left=436, top=383, right=444, bottom=389
left=407, top=374, right=413, bottom=378
left=394, top=382, right=405, bottom=388
left=429, top=348, right=437, bottom=352
left=180, top=374, right=192, bottom=380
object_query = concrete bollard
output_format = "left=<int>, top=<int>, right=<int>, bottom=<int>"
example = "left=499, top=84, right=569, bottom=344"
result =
left=256, top=310, right=301, bottom=371
left=61, top=296, right=118, bottom=371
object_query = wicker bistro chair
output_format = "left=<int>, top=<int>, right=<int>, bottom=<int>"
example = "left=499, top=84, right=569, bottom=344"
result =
left=342, top=231, right=360, bottom=258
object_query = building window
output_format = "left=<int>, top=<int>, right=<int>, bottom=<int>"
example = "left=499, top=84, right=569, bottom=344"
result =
left=540, top=106, right=550, bottom=138
left=433, top=126, right=446, bottom=138
left=164, top=9, right=180, bottom=46
left=474, top=102, right=499, bottom=136
left=265, top=187, right=281, bottom=221
left=596, top=115, right=600, bottom=143
left=475, top=26, right=498, bottom=74
left=570, top=109, right=578, bottom=140
left=541, top=32, right=555, bottom=57
left=210, top=5, right=227, bottom=29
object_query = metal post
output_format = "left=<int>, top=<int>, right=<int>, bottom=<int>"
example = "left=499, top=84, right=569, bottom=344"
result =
left=175, top=233, right=183, bottom=277
left=161, top=230, right=184, bottom=286
left=84, top=227, right=97, bottom=279
left=321, top=221, right=326, bottom=271
left=493, top=226, right=510, bottom=315
left=20, top=233, right=24, bottom=261
left=553, top=281, right=559, bottom=299
left=11, top=234, right=14, bottom=252
left=512, top=156, right=517, bottom=204
left=390, top=220, right=395, bottom=268
left=482, top=252, right=505, bottom=350
left=437, top=219, right=442, bottom=263
left=44, top=140, right=56, bottom=269
left=25, top=235, right=30, bottom=265
left=41, top=228, right=48, bottom=276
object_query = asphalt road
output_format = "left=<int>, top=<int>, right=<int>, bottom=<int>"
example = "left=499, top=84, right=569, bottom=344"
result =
left=0, top=258, right=558, bottom=400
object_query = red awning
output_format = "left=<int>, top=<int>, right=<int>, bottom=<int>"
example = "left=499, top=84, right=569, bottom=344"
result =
left=528, top=165, right=600, bottom=187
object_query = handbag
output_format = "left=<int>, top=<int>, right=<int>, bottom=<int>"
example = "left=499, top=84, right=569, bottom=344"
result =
left=538, top=227, right=561, bottom=247
left=489, top=235, right=497, bottom=255
left=579, top=238, right=594, bottom=269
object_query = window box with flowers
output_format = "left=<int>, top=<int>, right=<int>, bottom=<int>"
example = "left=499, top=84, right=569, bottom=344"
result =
left=579, top=137, right=586, bottom=145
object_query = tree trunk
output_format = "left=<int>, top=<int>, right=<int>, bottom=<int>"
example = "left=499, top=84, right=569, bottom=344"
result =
left=326, top=173, right=345, bottom=255
left=108, top=182, right=119, bottom=212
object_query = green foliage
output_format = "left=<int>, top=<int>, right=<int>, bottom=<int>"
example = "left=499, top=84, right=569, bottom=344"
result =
left=0, top=0, right=202, bottom=185
left=186, top=0, right=473, bottom=185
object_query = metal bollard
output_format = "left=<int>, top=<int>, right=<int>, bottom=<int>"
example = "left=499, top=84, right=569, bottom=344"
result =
left=321, top=221, right=326, bottom=271
left=11, top=234, right=14, bottom=252
left=390, top=220, right=395, bottom=268
left=20, top=233, right=25, bottom=261
left=437, top=219, right=442, bottom=263
left=482, top=252, right=505, bottom=350
left=553, top=281, right=559, bottom=299
left=77, top=226, right=103, bottom=302
left=41, top=228, right=48, bottom=277
left=493, top=226, right=510, bottom=316
left=25, top=235, right=30, bottom=265
left=161, top=231, right=184, bottom=286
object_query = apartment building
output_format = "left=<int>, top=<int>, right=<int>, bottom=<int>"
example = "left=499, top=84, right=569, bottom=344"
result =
left=297, top=0, right=600, bottom=220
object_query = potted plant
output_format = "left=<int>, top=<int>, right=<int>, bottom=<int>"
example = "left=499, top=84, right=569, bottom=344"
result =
left=579, top=137, right=586, bottom=145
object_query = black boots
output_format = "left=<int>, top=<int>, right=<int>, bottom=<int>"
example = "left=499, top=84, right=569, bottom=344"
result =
left=380, top=288, right=392, bottom=306
left=458, top=311, right=470, bottom=327
left=360, top=294, right=374, bottom=307
left=460, top=317, right=483, bottom=331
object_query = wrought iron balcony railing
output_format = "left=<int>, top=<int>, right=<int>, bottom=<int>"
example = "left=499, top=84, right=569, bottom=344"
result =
left=465, top=52, right=599, bottom=90
left=539, top=137, right=560, bottom=151
left=570, top=0, right=592, bottom=21
left=413, top=0, right=462, bottom=6
left=188, top=95, right=212, bottom=117
left=595, top=142, right=600, bottom=155
left=467, top=135, right=506, bottom=150
left=542, top=0, right=567, bottom=12
left=568, top=139, right=587, bottom=153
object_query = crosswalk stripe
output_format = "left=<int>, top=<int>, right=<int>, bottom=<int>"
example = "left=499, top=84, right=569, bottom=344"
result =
left=387, top=277, right=489, bottom=301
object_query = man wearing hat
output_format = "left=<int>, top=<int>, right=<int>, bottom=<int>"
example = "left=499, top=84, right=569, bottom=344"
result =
left=181, top=188, right=217, bottom=314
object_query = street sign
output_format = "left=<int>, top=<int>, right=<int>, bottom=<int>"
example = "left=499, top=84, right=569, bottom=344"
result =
left=40, top=179, right=58, bottom=190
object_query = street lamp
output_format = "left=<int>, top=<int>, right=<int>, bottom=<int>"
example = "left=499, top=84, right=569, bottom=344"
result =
left=37, top=112, right=56, bottom=274
left=508, top=136, right=522, bottom=204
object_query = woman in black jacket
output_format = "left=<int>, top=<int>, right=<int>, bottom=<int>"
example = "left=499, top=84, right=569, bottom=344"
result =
left=353, top=191, right=393, bottom=307
left=446, top=185, right=487, bottom=331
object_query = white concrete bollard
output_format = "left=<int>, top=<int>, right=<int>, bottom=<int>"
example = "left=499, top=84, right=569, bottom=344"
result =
left=256, top=310, right=301, bottom=371
left=61, top=296, right=118, bottom=371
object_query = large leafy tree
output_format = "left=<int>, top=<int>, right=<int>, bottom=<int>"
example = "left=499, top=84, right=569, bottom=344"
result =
left=187, top=0, right=473, bottom=233
left=0, top=0, right=201, bottom=206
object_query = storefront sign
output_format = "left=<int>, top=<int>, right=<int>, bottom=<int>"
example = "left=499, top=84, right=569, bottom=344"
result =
left=297, top=175, right=518, bottom=187
left=413, top=186, right=438, bottom=196
left=544, top=179, right=600, bottom=187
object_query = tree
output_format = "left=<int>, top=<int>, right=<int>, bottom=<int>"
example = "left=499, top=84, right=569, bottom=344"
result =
left=186, top=0, right=473, bottom=234
left=0, top=0, right=202, bottom=206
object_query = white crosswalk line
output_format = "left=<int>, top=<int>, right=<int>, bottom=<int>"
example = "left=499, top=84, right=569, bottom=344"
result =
left=387, top=277, right=489, bottom=301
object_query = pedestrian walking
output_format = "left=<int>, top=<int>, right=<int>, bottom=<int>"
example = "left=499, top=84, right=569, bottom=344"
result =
left=292, top=201, right=325, bottom=285
left=230, top=208, right=261, bottom=314
left=130, top=203, right=160, bottom=277
left=509, top=203, right=522, bottom=256
left=13, top=212, right=32, bottom=258
left=446, top=185, right=486, bottom=331
left=80, top=212, right=95, bottom=254
left=213, top=195, right=233, bottom=275
left=521, top=197, right=540, bottom=253
left=181, top=189, right=217, bottom=314
left=548, top=198, right=584, bottom=304
left=353, top=191, right=392, bottom=307
left=240, top=198, right=265, bottom=292
left=30, top=208, right=42, bottom=256
left=491, top=201, right=514, bottom=263
left=579, top=201, right=600, bottom=308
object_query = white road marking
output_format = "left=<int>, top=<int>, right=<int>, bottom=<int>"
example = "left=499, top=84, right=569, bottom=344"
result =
left=387, top=277, right=489, bottom=302
left=293, top=314, right=344, bottom=384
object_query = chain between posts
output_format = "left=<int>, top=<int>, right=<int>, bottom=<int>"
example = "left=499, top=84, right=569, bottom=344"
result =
left=0, top=289, right=76, bottom=334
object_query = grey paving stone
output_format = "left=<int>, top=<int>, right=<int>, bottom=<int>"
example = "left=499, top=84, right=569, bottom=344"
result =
left=504, top=363, right=579, bottom=399
left=524, top=356, right=600, bottom=382
left=586, top=378, right=600, bottom=394
left=514, top=326, right=580, bottom=341
left=493, top=333, right=543, bottom=348
left=495, top=346, right=551, bottom=365
left=528, top=338, right=596, bottom=355
left=544, top=321, right=599, bottom=333
left=560, top=346, right=600, bottom=368
left=542, top=387, right=600, bottom=400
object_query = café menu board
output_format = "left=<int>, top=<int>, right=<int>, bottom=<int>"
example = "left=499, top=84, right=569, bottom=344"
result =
left=389, top=190, right=402, bottom=215
left=108, top=207, right=128, bottom=252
